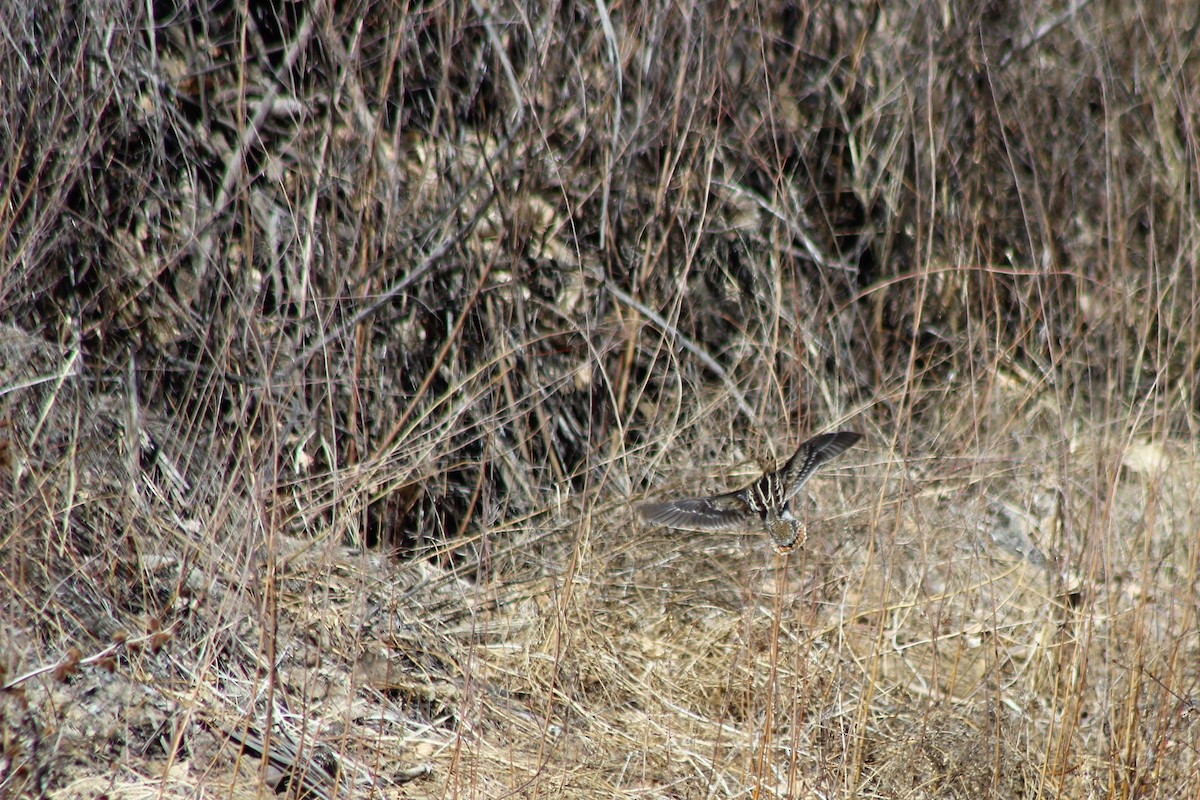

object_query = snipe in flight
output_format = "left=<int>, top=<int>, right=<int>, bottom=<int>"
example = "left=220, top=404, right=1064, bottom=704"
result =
left=639, top=431, right=861, bottom=553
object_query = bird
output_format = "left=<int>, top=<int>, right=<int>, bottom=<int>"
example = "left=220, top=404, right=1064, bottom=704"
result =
left=639, top=431, right=861, bottom=553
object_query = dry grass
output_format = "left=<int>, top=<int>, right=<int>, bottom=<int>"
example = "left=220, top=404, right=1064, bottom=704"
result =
left=3, top=0, right=1200, bottom=798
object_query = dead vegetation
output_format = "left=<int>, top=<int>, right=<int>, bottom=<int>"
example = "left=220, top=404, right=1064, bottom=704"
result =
left=2, top=0, right=1200, bottom=797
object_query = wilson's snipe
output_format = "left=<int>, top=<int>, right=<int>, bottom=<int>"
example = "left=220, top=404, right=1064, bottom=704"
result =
left=639, top=431, right=861, bottom=553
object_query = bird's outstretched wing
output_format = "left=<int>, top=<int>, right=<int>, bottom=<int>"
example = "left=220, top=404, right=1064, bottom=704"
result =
left=779, top=431, right=862, bottom=503
left=638, top=492, right=753, bottom=532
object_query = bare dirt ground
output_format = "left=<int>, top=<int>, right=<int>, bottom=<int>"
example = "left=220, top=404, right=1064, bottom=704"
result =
left=3, top=1, right=1199, bottom=798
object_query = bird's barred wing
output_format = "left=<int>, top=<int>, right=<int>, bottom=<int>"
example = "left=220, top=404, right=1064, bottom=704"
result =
left=780, top=431, right=861, bottom=502
left=638, top=493, right=754, bottom=532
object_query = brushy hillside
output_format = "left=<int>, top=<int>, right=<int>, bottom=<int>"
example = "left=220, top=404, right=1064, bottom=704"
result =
left=2, top=1, right=1199, bottom=797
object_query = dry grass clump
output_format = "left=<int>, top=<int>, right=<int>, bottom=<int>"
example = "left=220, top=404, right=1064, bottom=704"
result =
left=3, top=0, right=1200, bottom=798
